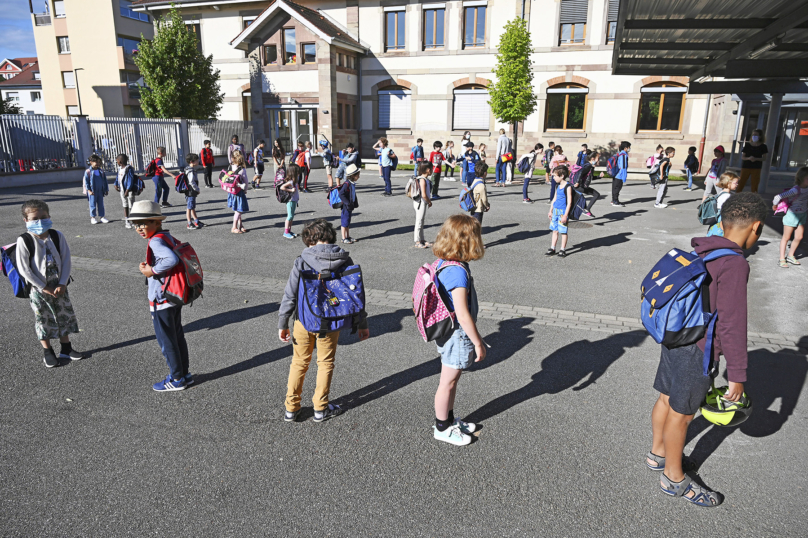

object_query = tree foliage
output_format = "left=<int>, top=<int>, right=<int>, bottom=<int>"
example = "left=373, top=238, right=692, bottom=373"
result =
left=134, top=6, right=224, bottom=119
left=488, top=18, right=536, bottom=126
left=0, top=97, right=22, bottom=115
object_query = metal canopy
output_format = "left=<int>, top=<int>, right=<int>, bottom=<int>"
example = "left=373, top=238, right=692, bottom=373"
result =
left=612, top=0, right=808, bottom=81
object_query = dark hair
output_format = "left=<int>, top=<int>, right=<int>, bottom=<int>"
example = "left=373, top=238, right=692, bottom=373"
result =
left=418, top=162, right=433, bottom=177
left=619, top=141, right=631, bottom=151
left=203, top=139, right=211, bottom=145
left=554, top=145, right=563, bottom=154
left=794, top=166, right=808, bottom=186
left=433, top=140, right=443, bottom=149
left=721, top=193, right=769, bottom=229
left=21, top=199, right=49, bottom=219
left=588, top=151, right=599, bottom=161
left=417, top=138, right=423, bottom=144
left=688, top=146, right=697, bottom=152
left=656, top=144, right=664, bottom=151
left=89, top=154, right=102, bottom=165
left=466, top=142, right=475, bottom=148
left=258, top=139, right=265, bottom=145
left=116, top=153, right=129, bottom=165
left=581, top=144, right=588, bottom=149
left=231, top=135, right=239, bottom=141
left=475, top=160, right=489, bottom=177
left=346, top=142, right=355, bottom=149
left=301, top=218, right=337, bottom=246
left=273, top=139, right=285, bottom=158
left=665, top=146, right=675, bottom=155
left=286, top=163, right=300, bottom=183
left=752, top=129, right=764, bottom=142
left=548, top=141, right=555, bottom=147
left=534, top=143, right=543, bottom=151
left=186, top=153, right=199, bottom=164
left=553, top=165, right=570, bottom=180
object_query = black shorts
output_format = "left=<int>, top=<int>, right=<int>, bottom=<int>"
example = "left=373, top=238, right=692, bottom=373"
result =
left=254, top=162, right=265, bottom=176
left=653, top=344, right=713, bottom=416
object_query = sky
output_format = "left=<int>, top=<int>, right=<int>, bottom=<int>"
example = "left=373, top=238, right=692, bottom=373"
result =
left=0, top=0, right=38, bottom=61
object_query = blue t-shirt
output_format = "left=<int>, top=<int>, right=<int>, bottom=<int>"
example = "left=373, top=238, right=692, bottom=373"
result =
left=436, top=262, right=469, bottom=311
left=380, top=147, right=393, bottom=167
left=553, top=182, right=570, bottom=210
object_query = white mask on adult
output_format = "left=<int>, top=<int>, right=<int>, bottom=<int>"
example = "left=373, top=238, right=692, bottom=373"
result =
left=751, top=135, right=760, bottom=143
left=465, top=134, right=470, bottom=139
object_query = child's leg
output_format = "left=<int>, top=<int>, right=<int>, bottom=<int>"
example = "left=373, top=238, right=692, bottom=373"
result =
left=655, top=181, right=668, bottom=204
left=341, top=226, right=348, bottom=240
left=650, top=393, right=670, bottom=460
left=788, top=224, right=804, bottom=258
left=190, top=209, right=198, bottom=222
left=434, top=365, right=463, bottom=422
left=88, top=194, right=97, bottom=217
left=152, top=307, right=187, bottom=382
left=780, top=225, right=794, bottom=259
left=523, top=176, right=530, bottom=199
left=186, top=208, right=192, bottom=223
left=161, top=178, right=170, bottom=203
left=312, top=330, right=340, bottom=411
left=662, top=408, right=696, bottom=483
left=550, top=230, right=558, bottom=249
left=153, top=176, right=162, bottom=203
left=285, top=321, right=316, bottom=412
left=232, top=211, right=240, bottom=230
left=686, top=169, right=693, bottom=189
left=560, top=232, right=568, bottom=250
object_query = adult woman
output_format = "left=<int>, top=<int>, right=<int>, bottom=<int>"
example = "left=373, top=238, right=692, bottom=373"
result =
left=738, top=129, right=768, bottom=193
left=272, top=139, right=285, bottom=175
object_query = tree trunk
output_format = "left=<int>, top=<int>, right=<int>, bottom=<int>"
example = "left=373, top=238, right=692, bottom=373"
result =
left=512, top=122, right=519, bottom=160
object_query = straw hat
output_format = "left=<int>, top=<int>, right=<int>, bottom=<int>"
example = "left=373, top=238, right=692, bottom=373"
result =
left=126, top=200, right=167, bottom=221
left=344, top=163, right=360, bottom=177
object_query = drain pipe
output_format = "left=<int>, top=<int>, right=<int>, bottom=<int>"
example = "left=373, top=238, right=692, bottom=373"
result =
left=697, top=94, right=712, bottom=174
left=521, top=0, right=527, bottom=19
left=357, top=56, right=363, bottom=163
left=729, top=100, right=744, bottom=168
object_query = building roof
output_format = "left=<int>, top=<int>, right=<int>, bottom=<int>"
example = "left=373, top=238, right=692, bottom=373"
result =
left=0, top=60, right=41, bottom=88
left=611, top=0, right=808, bottom=91
left=0, top=57, right=37, bottom=71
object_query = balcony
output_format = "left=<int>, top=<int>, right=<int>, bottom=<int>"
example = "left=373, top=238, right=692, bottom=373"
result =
left=34, top=13, right=51, bottom=26
left=117, top=46, right=138, bottom=69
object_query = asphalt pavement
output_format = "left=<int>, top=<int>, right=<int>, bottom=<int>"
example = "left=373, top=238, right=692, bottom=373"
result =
left=0, top=170, right=806, bottom=536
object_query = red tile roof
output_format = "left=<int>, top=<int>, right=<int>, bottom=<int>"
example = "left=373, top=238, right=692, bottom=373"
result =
left=0, top=60, right=41, bottom=88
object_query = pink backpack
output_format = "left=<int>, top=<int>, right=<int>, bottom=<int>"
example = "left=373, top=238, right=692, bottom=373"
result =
left=774, top=186, right=801, bottom=215
left=645, top=155, right=655, bottom=168
left=219, top=167, right=244, bottom=195
left=412, top=259, right=467, bottom=342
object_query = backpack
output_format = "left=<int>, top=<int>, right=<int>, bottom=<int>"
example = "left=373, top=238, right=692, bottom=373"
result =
left=697, top=195, right=721, bottom=225
left=646, top=155, right=655, bottom=168
left=607, top=153, right=621, bottom=178
left=568, top=185, right=587, bottom=220
left=412, top=259, right=468, bottom=342
left=459, top=180, right=483, bottom=212
left=774, top=186, right=801, bottom=216
left=246, top=152, right=254, bottom=167
left=174, top=172, right=189, bottom=194
left=274, top=168, right=292, bottom=204
left=390, top=152, right=398, bottom=171
left=325, top=150, right=339, bottom=168
left=328, top=186, right=343, bottom=209
left=1, top=230, right=63, bottom=299
left=405, top=176, right=421, bottom=200
left=297, top=260, right=365, bottom=336
left=640, top=248, right=742, bottom=375
left=145, top=159, right=158, bottom=177
left=568, top=163, right=582, bottom=179
left=517, top=156, right=532, bottom=174
left=295, top=151, right=306, bottom=167
left=132, top=174, right=145, bottom=195
left=147, top=232, right=204, bottom=307
left=219, top=167, right=243, bottom=195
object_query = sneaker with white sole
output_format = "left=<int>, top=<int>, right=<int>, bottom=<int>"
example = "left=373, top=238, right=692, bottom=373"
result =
left=58, top=348, right=85, bottom=361
left=100, top=217, right=110, bottom=224
left=125, top=222, right=132, bottom=229
left=454, top=418, right=477, bottom=434
left=43, top=348, right=59, bottom=368
left=654, top=203, right=668, bottom=208
left=184, top=373, right=194, bottom=386
left=433, top=423, right=471, bottom=446
left=313, top=404, right=343, bottom=422
left=152, top=374, right=186, bottom=392
left=90, top=217, right=98, bottom=225
left=284, top=409, right=300, bottom=422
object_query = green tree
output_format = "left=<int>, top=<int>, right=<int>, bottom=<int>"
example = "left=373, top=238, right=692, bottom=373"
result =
left=0, top=97, right=22, bottom=115
left=134, top=6, right=223, bottom=119
left=488, top=18, right=536, bottom=154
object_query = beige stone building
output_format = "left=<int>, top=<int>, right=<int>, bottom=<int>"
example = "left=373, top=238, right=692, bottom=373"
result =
left=124, top=0, right=736, bottom=168
left=30, top=0, right=154, bottom=118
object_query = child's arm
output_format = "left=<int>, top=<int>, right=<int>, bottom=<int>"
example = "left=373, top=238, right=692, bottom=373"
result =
left=562, top=186, right=572, bottom=223
left=55, top=232, right=71, bottom=293
left=772, top=186, right=801, bottom=207
left=451, top=287, right=485, bottom=362
left=281, top=180, right=294, bottom=192
left=548, top=190, right=557, bottom=219
left=715, top=261, right=750, bottom=399
left=15, top=236, right=48, bottom=291
left=278, top=261, right=302, bottom=341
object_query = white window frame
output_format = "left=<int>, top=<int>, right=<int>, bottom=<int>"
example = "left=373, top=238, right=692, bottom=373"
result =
left=62, top=71, right=75, bottom=88
left=33, top=72, right=41, bottom=80
left=242, top=16, right=257, bottom=29
left=54, top=0, right=66, bottom=18
left=6, top=92, right=19, bottom=102
left=453, top=88, right=490, bottom=131
left=31, top=91, right=42, bottom=102
left=58, top=36, right=70, bottom=54
left=66, top=106, right=80, bottom=116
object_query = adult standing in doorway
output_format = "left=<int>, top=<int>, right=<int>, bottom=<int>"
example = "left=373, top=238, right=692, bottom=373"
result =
left=737, top=129, right=769, bottom=193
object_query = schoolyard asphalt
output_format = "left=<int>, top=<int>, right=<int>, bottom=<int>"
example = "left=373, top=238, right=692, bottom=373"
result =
left=0, top=168, right=806, bottom=536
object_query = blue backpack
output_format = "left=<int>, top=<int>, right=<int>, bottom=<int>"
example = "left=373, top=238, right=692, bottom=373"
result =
left=640, top=248, right=742, bottom=376
left=390, top=152, right=399, bottom=171
left=607, top=153, right=621, bottom=178
left=459, top=180, right=483, bottom=212
left=517, top=156, right=532, bottom=174
left=566, top=185, right=587, bottom=220
left=174, top=172, right=189, bottom=194
left=2, top=230, right=63, bottom=299
left=297, top=261, right=365, bottom=336
left=328, top=187, right=343, bottom=209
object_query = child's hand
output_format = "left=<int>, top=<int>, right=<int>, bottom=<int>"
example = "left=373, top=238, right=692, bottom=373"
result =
left=279, top=329, right=291, bottom=342
left=54, top=285, right=67, bottom=297
left=547, top=212, right=552, bottom=219
left=725, top=381, right=744, bottom=402
left=87, top=190, right=93, bottom=195
left=474, top=343, right=487, bottom=362
left=772, top=205, right=778, bottom=211
left=42, top=285, right=57, bottom=297
left=114, top=185, right=120, bottom=192
left=357, top=328, right=370, bottom=341
left=561, top=215, right=568, bottom=224
left=139, top=262, right=155, bottom=277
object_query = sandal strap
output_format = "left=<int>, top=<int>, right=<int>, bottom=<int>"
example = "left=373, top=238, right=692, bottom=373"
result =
left=661, top=473, right=692, bottom=497
left=646, top=452, right=665, bottom=465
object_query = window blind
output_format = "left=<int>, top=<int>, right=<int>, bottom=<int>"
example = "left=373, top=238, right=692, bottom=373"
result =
left=379, top=90, right=411, bottom=129
left=608, top=0, right=619, bottom=22
left=453, top=89, right=490, bottom=130
left=560, top=0, right=589, bottom=24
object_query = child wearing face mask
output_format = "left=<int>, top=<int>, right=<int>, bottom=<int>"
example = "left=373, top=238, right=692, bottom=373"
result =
left=14, top=199, right=84, bottom=368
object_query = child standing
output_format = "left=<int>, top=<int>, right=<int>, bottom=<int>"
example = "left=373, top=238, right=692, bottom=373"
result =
left=412, top=138, right=425, bottom=164
left=226, top=150, right=249, bottom=234
left=128, top=201, right=192, bottom=391
left=706, top=172, right=740, bottom=237
left=429, top=141, right=444, bottom=199
left=227, top=135, right=245, bottom=164
left=148, top=146, right=176, bottom=208
left=649, top=144, right=665, bottom=189
left=478, top=143, right=488, bottom=163
left=200, top=140, right=214, bottom=188
left=573, top=151, right=600, bottom=217
left=84, top=155, right=109, bottom=224
left=520, top=143, right=542, bottom=204
left=547, top=145, right=568, bottom=202
left=773, top=166, right=808, bottom=267
left=431, top=214, right=486, bottom=446
left=470, top=161, right=490, bottom=224
left=272, top=139, right=286, bottom=176
left=16, top=199, right=84, bottom=368
left=377, top=138, right=394, bottom=196
left=443, top=140, right=456, bottom=181
left=338, top=164, right=361, bottom=243
left=302, top=141, right=313, bottom=193
left=252, top=140, right=266, bottom=189
left=544, top=142, right=556, bottom=183
left=334, top=143, right=357, bottom=186
left=281, top=163, right=301, bottom=239
left=278, top=219, right=369, bottom=422
left=647, top=193, right=768, bottom=507
left=320, top=139, right=336, bottom=188
left=701, top=146, right=728, bottom=202
left=114, top=153, right=137, bottom=228
left=653, top=147, right=675, bottom=208
left=611, top=141, right=630, bottom=207
left=460, top=142, right=481, bottom=187
left=546, top=166, right=572, bottom=258
left=184, top=153, right=202, bottom=230
left=576, top=144, right=588, bottom=167
left=412, top=162, right=433, bottom=249
left=683, top=146, right=699, bottom=191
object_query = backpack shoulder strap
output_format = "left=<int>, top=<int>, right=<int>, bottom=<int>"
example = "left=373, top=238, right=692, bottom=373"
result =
left=47, top=229, right=61, bottom=256
left=701, top=248, right=742, bottom=263
left=20, top=233, right=35, bottom=265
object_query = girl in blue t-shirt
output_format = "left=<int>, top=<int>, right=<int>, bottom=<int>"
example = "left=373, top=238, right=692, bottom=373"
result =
left=431, top=214, right=486, bottom=447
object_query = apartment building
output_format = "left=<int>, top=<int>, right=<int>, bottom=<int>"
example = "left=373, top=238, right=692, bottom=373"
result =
left=0, top=59, right=45, bottom=115
left=130, top=0, right=735, bottom=165
left=30, top=0, right=154, bottom=118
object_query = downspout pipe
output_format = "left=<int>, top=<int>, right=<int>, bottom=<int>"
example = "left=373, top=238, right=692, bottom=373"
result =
left=521, top=0, right=526, bottom=19
left=358, top=57, right=363, bottom=162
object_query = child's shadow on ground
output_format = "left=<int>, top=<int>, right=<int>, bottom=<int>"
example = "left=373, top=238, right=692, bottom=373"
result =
left=685, top=342, right=808, bottom=466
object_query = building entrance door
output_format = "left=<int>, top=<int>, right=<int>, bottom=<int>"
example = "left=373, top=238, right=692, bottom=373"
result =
left=269, top=107, right=317, bottom=158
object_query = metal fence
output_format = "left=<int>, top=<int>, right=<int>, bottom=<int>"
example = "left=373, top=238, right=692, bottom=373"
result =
left=189, top=119, right=254, bottom=157
left=87, top=117, right=182, bottom=174
left=0, top=115, right=79, bottom=173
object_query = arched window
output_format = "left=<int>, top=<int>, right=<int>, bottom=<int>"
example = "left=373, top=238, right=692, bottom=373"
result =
left=638, top=82, right=686, bottom=132
left=378, top=86, right=411, bottom=129
left=546, top=83, right=588, bottom=131
left=453, top=84, right=489, bottom=131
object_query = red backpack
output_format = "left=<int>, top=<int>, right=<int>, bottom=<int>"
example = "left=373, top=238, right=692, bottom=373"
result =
left=145, top=159, right=158, bottom=177
left=295, top=151, right=306, bottom=167
left=147, top=232, right=204, bottom=306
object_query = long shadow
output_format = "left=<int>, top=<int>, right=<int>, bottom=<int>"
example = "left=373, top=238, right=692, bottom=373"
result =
left=485, top=229, right=551, bottom=248
left=0, top=194, right=89, bottom=206
left=194, top=346, right=289, bottom=385
left=480, top=222, right=519, bottom=235
left=567, top=231, right=633, bottom=255
left=466, top=317, right=535, bottom=372
left=592, top=210, right=648, bottom=225
left=464, top=330, right=647, bottom=424
left=684, top=341, right=808, bottom=466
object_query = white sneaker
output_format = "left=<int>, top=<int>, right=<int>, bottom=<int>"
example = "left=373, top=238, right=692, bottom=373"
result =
left=100, top=217, right=110, bottom=224
left=90, top=217, right=98, bottom=225
left=433, top=423, right=472, bottom=446
left=454, top=418, right=477, bottom=434
left=654, top=203, right=668, bottom=208
left=125, top=222, right=132, bottom=229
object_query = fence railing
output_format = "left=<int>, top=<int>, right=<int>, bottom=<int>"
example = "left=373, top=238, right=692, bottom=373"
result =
left=0, top=115, right=79, bottom=173
left=88, top=117, right=183, bottom=174
left=188, top=119, right=254, bottom=158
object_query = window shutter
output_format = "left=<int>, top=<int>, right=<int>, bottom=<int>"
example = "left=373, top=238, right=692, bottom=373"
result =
left=607, top=0, right=619, bottom=22
left=379, top=90, right=411, bottom=129
left=560, top=0, right=589, bottom=24
left=453, top=89, right=490, bottom=130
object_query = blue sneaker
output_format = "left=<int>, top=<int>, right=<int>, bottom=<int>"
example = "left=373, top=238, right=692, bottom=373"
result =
left=313, top=404, right=343, bottom=422
left=284, top=409, right=300, bottom=422
left=152, top=374, right=186, bottom=392
left=283, top=232, right=295, bottom=239
left=184, top=373, right=194, bottom=386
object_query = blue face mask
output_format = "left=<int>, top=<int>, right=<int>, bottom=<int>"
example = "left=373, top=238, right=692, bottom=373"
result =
left=26, top=218, right=52, bottom=235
